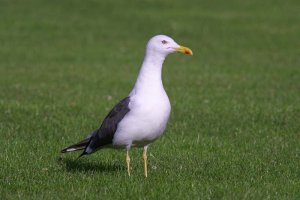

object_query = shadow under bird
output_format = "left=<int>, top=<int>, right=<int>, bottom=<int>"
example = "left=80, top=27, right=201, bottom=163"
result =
left=61, top=34, right=193, bottom=177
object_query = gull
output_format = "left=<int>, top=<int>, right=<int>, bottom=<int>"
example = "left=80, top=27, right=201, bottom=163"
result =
left=61, top=35, right=193, bottom=177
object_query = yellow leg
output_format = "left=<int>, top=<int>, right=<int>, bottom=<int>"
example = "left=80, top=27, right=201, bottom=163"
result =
left=126, top=150, right=131, bottom=176
left=143, top=147, right=148, bottom=177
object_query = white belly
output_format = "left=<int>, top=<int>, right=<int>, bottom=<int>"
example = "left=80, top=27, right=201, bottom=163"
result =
left=113, top=92, right=171, bottom=148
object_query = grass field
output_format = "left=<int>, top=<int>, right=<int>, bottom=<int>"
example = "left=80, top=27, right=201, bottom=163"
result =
left=1, top=0, right=300, bottom=199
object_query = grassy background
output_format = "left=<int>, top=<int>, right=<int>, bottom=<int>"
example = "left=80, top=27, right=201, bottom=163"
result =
left=1, top=0, right=300, bottom=199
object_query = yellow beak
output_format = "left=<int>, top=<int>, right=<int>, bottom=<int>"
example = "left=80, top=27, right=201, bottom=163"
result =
left=175, top=45, right=193, bottom=55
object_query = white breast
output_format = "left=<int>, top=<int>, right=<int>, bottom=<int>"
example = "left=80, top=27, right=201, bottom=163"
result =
left=113, top=89, right=171, bottom=148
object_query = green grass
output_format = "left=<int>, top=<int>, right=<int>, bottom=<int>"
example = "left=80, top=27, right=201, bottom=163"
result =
left=1, top=0, right=300, bottom=199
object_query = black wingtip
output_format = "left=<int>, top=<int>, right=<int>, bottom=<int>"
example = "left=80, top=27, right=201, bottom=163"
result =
left=61, top=148, right=68, bottom=153
left=60, top=137, right=91, bottom=154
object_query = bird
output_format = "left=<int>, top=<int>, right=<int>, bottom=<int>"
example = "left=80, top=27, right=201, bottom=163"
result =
left=61, top=35, right=193, bottom=177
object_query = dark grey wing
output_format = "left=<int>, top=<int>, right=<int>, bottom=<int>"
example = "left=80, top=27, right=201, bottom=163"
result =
left=81, top=96, right=130, bottom=156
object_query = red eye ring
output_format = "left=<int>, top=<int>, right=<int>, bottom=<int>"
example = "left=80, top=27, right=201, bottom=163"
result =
left=161, top=40, right=168, bottom=44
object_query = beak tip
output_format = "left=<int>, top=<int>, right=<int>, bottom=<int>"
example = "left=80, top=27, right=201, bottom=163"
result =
left=185, top=49, right=193, bottom=55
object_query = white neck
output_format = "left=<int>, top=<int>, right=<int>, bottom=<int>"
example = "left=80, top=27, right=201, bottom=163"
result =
left=131, top=51, right=166, bottom=95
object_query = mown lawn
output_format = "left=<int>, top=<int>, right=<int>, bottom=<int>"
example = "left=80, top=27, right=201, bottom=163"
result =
left=0, top=0, right=299, bottom=199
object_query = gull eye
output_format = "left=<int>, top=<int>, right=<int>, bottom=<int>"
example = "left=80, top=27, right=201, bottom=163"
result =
left=161, top=40, right=168, bottom=44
